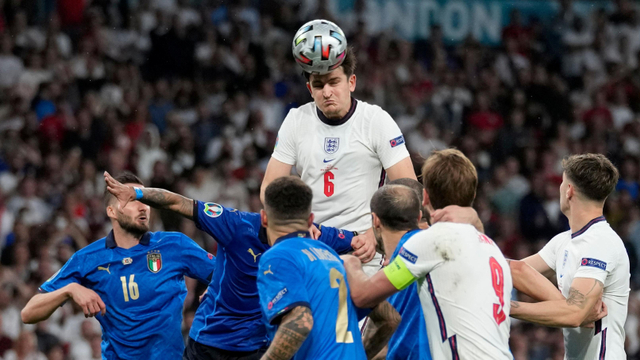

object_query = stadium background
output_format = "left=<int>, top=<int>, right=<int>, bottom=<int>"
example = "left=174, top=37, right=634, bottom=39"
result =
left=0, top=0, right=640, bottom=358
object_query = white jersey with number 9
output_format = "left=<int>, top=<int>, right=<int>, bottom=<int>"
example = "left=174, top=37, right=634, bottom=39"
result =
left=272, top=99, right=410, bottom=233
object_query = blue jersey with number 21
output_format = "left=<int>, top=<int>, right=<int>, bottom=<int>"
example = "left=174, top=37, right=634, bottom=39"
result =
left=39, top=231, right=215, bottom=360
left=257, top=231, right=366, bottom=360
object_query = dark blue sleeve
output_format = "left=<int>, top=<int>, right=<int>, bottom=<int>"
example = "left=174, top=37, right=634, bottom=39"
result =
left=39, top=252, right=83, bottom=293
left=178, top=234, right=216, bottom=284
left=192, top=201, right=258, bottom=247
left=356, top=307, right=372, bottom=321
left=257, top=250, right=310, bottom=325
left=316, top=223, right=354, bottom=255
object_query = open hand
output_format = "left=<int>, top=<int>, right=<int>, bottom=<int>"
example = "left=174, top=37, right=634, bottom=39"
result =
left=104, top=171, right=136, bottom=209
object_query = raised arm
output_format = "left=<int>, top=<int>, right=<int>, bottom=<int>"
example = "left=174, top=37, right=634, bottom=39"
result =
left=104, top=171, right=194, bottom=219
left=260, top=158, right=293, bottom=204
left=510, top=277, right=606, bottom=328
left=363, top=301, right=401, bottom=360
left=522, top=253, right=556, bottom=279
left=261, top=306, right=313, bottom=360
left=508, top=259, right=564, bottom=301
left=22, top=283, right=106, bottom=324
left=385, top=158, right=417, bottom=181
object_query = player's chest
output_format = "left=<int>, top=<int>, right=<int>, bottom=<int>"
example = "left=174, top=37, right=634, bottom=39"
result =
left=83, top=249, right=181, bottom=304
left=556, top=242, right=580, bottom=292
left=297, top=127, right=378, bottom=172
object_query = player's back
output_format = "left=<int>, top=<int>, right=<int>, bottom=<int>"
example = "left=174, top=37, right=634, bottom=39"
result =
left=405, top=223, right=513, bottom=360
left=257, top=233, right=366, bottom=360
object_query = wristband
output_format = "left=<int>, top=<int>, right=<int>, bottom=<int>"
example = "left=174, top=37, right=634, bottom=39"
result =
left=133, top=187, right=144, bottom=200
left=352, top=231, right=358, bottom=237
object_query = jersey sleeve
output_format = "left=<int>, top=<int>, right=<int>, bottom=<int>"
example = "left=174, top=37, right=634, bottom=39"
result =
left=537, top=233, right=565, bottom=271
left=192, top=201, right=257, bottom=247
left=572, top=236, right=617, bottom=284
left=316, top=224, right=354, bottom=255
left=271, top=110, right=297, bottom=165
left=178, top=234, right=216, bottom=284
left=39, top=252, right=83, bottom=293
left=383, top=232, right=443, bottom=290
left=257, top=251, right=310, bottom=325
left=371, top=109, right=410, bottom=170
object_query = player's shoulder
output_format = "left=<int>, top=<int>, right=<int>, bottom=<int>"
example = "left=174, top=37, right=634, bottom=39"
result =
left=355, top=100, right=393, bottom=121
left=197, top=201, right=260, bottom=224
left=577, top=221, right=624, bottom=249
left=75, top=237, right=109, bottom=257
left=148, top=231, right=189, bottom=244
left=284, top=102, right=316, bottom=123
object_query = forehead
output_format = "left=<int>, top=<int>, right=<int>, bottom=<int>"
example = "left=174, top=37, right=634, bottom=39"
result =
left=309, top=67, right=346, bottom=83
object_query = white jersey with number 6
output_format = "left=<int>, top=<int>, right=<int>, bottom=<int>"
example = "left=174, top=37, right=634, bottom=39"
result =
left=538, top=217, right=629, bottom=360
left=385, top=223, right=513, bottom=360
left=271, top=99, right=410, bottom=233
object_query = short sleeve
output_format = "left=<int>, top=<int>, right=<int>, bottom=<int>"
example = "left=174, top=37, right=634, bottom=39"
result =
left=316, top=224, right=354, bottom=255
left=39, top=252, right=83, bottom=293
left=257, top=251, right=310, bottom=325
left=371, top=109, right=410, bottom=170
left=385, top=232, right=444, bottom=290
left=573, top=237, right=616, bottom=284
left=271, top=110, right=297, bottom=166
left=192, top=201, right=259, bottom=247
left=537, top=233, right=565, bottom=271
left=179, top=234, right=216, bottom=284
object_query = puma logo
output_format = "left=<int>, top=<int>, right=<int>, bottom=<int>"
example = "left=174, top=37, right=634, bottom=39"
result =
left=98, top=264, right=111, bottom=274
left=263, top=265, right=273, bottom=275
left=248, top=248, right=262, bottom=263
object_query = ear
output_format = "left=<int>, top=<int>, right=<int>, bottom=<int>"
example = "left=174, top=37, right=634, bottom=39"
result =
left=417, top=210, right=423, bottom=225
left=422, top=189, right=430, bottom=207
left=106, top=205, right=116, bottom=220
left=307, top=213, right=315, bottom=228
left=566, top=183, right=574, bottom=201
left=349, top=74, right=356, bottom=92
left=306, top=82, right=312, bottom=95
left=260, top=209, right=268, bottom=229
left=372, top=212, right=381, bottom=229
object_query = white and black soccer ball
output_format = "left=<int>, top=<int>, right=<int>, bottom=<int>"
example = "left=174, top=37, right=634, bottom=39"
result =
left=292, top=19, right=347, bottom=75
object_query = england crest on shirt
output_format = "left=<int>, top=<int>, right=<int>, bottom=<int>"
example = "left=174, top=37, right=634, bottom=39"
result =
left=324, top=137, right=340, bottom=154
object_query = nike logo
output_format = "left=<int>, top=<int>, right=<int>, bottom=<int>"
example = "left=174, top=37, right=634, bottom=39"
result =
left=98, top=264, right=111, bottom=274
left=323, top=159, right=335, bottom=163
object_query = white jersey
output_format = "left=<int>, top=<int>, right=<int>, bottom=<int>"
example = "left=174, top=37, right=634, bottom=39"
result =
left=390, top=223, right=513, bottom=360
left=538, top=217, right=630, bottom=360
left=271, top=99, right=410, bottom=233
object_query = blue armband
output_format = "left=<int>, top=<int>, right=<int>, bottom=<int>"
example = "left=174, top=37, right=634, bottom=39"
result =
left=134, top=187, right=144, bottom=200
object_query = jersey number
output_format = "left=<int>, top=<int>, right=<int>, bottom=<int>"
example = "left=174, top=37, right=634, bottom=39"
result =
left=489, top=257, right=506, bottom=325
left=329, top=268, right=353, bottom=343
left=324, top=171, right=335, bottom=197
left=120, top=274, right=140, bottom=302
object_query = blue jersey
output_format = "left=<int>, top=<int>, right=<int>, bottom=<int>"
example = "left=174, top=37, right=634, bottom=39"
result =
left=39, top=231, right=215, bottom=360
left=387, top=229, right=432, bottom=360
left=257, top=232, right=366, bottom=360
left=189, top=201, right=355, bottom=351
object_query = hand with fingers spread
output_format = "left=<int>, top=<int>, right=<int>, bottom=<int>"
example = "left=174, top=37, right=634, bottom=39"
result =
left=68, top=283, right=107, bottom=318
left=104, top=171, right=137, bottom=209
left=351, top=228, right=377, bottom=263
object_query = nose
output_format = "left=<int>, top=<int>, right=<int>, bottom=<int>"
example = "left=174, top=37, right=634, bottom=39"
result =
left=322, top=84, right=331, bottom=99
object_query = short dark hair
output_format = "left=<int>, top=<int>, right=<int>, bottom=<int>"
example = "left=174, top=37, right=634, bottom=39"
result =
left=388, top=178, right=423, bottom=203
left=421, top=149, right=477, bottom=210
left=104, top=173, right=144, bottom=207
left=304, top=45, right=357, bottom=81
left=264, top=176, right=313, bottom=225
left=562, top=153, right=619, bottom=202
left=370, top=185, right=420, bottom=231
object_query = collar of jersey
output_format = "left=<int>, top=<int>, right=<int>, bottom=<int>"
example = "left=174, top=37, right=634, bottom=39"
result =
left=274, top=231, right=311, bottom=245
left=105, top=230, right=152, bottom=248
left=571, top=216, right=606, bottom=239
left=316, top=97, right=357, bottom=126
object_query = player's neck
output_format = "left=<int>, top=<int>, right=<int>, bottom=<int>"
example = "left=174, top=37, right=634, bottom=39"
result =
left=381, top=228, right=407, bottom=260
left=266, top=225, right=308, bottom=246
left=112, top=225, right=144, bottom=249
left=566, top=201, right=604, bottom=235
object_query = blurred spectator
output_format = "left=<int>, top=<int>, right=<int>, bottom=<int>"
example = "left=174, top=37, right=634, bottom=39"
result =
left=4, top=331, right=46, bottom=360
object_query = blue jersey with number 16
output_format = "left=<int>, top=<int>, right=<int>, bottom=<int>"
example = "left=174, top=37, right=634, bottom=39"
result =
left=257, top=231, right=366, bottom=360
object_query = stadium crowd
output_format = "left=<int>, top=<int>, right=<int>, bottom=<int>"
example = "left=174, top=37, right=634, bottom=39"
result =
left=0, top=0, right=639, bottom=358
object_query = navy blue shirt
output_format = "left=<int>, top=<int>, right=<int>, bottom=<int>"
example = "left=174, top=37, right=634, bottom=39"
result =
left=189, top=201, right=355, bottom=351
left=40, top=231, right=215, bottom=360
left=257, top=232, right=366, bottom=359
left=387, top=229, right=432, bottom=360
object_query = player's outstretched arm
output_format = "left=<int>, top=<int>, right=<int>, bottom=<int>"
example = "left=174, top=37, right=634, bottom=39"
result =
left=261, top=306, right=313, bottom=360
left=510, top=277, right=606, bottom=328
left=260, top=158, right=293, bottom=205
left=363, top=301, right=401, bottom=360
left=342, top=255, right=401, bottom=309
left=104, top=171, right=194, bottom=219
left=22, top=283, right=106, bottom=324
left=521, top=253, right=556, bottom=279
left=508, top=260, right=564, bottom=301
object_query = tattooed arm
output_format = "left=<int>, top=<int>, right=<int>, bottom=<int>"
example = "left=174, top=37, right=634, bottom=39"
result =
left=363, top=301, right=401, bottom=360
left=510, top=277, right=607, bottom=327
left=261, top=306, right=313, bottom=360
left=104, top=171, right=194, bottom=219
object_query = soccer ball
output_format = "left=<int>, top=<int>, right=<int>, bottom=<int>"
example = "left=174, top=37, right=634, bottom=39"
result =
left=292, top=19, right=347, bottom=75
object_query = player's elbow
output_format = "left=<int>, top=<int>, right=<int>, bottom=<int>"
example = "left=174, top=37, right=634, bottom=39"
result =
left=21, top=305, right=37, bottom=324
